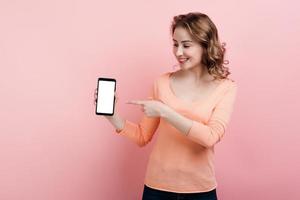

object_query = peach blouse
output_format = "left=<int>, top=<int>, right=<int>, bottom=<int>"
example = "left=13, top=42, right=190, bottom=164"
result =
left=116, top=71, right=237, bottom=193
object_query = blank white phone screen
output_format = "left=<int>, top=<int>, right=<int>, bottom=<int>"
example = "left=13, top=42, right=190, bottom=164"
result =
left=97, top=80, right=115, bottom=114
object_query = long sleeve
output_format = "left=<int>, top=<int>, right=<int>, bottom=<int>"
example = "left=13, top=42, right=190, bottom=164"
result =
left=115, top=80, right=160, bottom=147
left=186, top=82, right=238, bottom=148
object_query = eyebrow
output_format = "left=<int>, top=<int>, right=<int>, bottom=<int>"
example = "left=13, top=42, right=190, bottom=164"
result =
left=172, top=39, right=193, bottom=43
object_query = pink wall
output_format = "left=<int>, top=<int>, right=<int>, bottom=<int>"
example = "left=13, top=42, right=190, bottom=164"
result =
left=1, top=0, right=299, bottom=199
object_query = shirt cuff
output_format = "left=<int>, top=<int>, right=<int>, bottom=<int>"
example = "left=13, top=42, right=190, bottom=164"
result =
left=115, top=119, right=135, bottom=135
left=187, top=120, right=208, bottom=137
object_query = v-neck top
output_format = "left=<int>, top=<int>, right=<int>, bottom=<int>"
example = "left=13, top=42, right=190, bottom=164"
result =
left=115, top=71, right=238, bottom=193
left=167, top=71, right=228, bottom=106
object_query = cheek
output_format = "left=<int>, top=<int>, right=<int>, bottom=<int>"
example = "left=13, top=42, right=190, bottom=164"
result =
left=190, top=48, right=203, bottom=60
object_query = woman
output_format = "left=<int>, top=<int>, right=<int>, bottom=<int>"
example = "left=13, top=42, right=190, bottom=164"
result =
left=97, top=12, right=237, bottom=200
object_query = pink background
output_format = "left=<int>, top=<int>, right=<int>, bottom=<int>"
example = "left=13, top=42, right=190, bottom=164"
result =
left=1, top=0, right=299, bottom=199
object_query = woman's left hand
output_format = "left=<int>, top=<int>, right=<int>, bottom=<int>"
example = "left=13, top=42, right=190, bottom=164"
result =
left=126, top=98, right=167, bottom=117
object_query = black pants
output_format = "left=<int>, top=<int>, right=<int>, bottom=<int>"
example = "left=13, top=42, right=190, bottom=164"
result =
left=142, top=185, right=218, bottom=200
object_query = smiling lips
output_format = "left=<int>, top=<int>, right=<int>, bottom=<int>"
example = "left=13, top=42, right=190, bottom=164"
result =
left=178, top=58, right=189, bottom=63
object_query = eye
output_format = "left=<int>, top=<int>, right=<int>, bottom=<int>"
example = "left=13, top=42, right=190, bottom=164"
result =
left=184, top=45, right=190, bottom=48
left=173, top=44, right=178, bottom=47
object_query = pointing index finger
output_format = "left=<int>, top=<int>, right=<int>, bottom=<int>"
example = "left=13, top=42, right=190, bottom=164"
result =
left=126, top=100, right=144, bottom=105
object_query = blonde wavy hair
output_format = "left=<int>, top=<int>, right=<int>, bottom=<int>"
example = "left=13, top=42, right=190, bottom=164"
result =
left=171, top=12, right=231, bottom=80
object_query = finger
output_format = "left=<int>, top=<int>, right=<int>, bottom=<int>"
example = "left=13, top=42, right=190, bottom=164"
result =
left=94, top=89, right=98, bottom=97
left=126, top=100, right=139, bottom=105
left=126, top=100, right=143, bottom=105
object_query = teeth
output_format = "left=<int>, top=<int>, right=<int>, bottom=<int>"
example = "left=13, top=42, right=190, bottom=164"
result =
left=179, top=58, right=188, bottom=62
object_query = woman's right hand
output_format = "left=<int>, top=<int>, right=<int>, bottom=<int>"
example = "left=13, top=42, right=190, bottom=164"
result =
left=94, top=88, right=119, bottom=118
left=94, top=89, right=125, bottom=132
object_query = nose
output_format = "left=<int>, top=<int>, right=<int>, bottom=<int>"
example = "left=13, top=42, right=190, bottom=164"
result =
left=175, top=46, right=183, bottom=56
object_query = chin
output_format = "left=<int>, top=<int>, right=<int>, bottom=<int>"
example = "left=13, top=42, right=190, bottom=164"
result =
left=180, top=64, right=193, bottom=70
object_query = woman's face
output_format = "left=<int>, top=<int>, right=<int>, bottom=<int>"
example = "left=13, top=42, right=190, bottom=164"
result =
left=172, top=27, right=203, bottom=70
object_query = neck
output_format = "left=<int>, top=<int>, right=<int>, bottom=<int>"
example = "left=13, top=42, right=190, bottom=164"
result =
left=178, top=65, right=210, bottom=85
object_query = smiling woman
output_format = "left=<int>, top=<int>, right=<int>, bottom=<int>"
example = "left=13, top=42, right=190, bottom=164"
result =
left=97, top=12, right=237, bottom=200
left=171, top=12, right=230, bottom=80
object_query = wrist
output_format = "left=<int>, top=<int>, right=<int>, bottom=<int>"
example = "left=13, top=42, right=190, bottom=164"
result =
left=160, top=104, right=172, bottom=118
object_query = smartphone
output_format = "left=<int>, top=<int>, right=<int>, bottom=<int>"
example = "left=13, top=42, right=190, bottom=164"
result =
left=95, top=77, right=116, bottom=116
